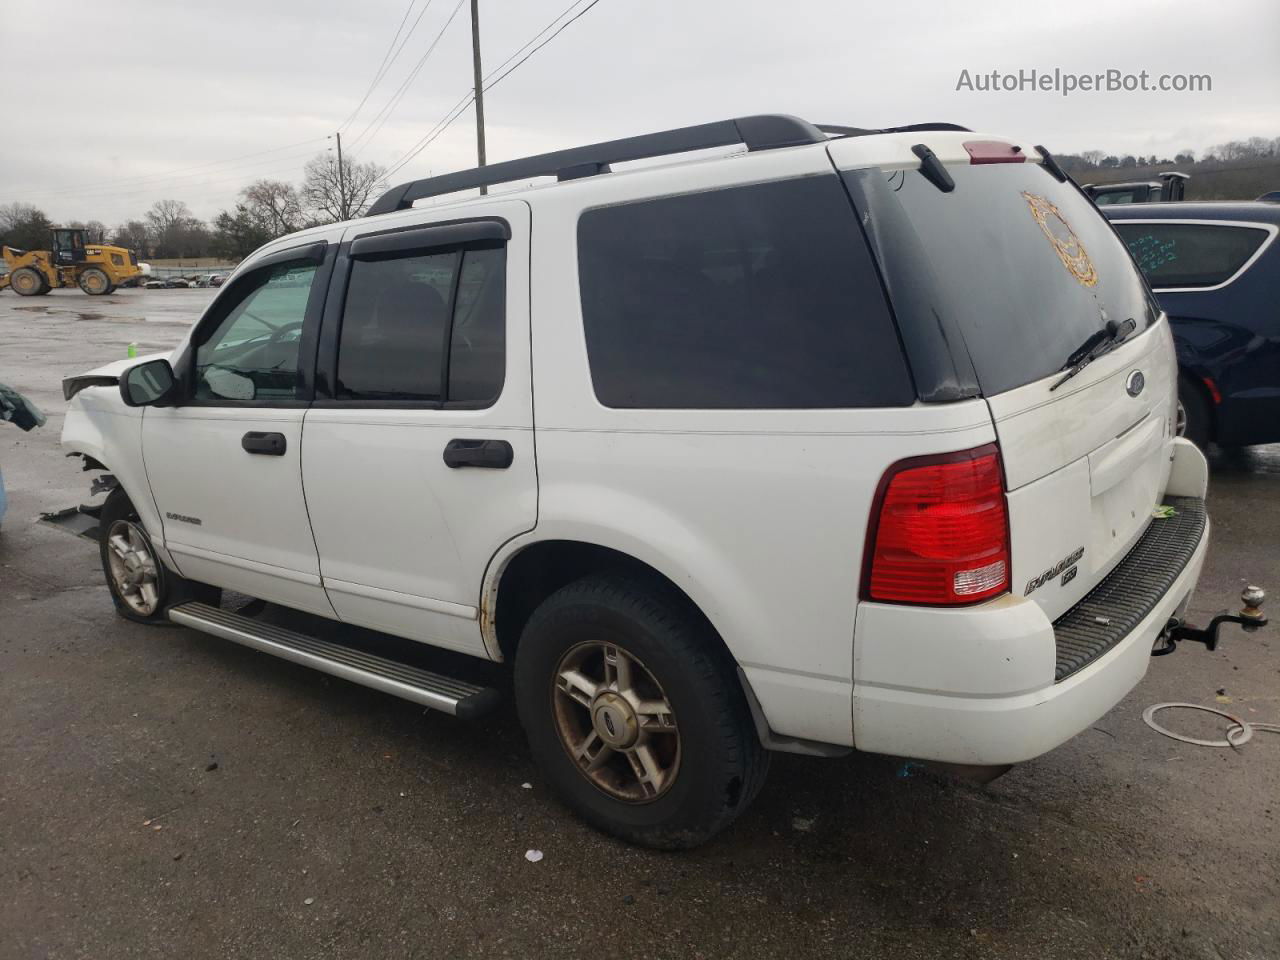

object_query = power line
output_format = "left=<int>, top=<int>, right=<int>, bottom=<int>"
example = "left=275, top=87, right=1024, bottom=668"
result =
left=347, top=0, right=467, bottom=154
left=382, top=0, right=606, bottom=180
left=338, top=0, right=429, bottom=132
left=381, top=0, right=588, bottom=177
left=484, top=0, right=604, bottom=93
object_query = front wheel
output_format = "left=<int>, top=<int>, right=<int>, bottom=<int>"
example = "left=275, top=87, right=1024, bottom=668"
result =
left=514, top=575, right=769, bottom=849
left=99, top=488, right=217, bottom=624
left=8, top=267, right=45, bottom=296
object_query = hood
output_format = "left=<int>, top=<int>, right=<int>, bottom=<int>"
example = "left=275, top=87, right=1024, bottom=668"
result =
left=62, top=351, right=171, bottom=401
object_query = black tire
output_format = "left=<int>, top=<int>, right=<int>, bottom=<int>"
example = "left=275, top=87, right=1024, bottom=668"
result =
left=1177, top=376, right=1211, bottom=449
left=9, top=267, right=45, bottom=296
left=514, top=575, right=769, bottom=849
left=99, top=488, right=218, bottom=625
left=78, top=267, right=111, bottom=296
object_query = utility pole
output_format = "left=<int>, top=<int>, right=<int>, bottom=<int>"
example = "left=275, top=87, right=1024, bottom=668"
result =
left=335, top=131, right=348, bottom=220
left=470, top=0, right=487, bottom=194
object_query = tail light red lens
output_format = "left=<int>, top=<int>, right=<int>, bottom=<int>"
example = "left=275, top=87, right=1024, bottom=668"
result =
left=865, top=444, right=1010, bottom=606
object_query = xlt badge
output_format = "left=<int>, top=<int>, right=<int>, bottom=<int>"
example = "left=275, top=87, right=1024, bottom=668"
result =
left=1024, top=546, right=1085, bottom=596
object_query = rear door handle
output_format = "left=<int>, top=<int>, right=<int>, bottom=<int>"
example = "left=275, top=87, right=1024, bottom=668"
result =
left=443, top=438, right=513, bottom=469
left=242, top=431, right=287, bottom=456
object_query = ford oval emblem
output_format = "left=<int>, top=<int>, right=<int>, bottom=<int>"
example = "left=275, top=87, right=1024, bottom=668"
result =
left=1126, top=370, right=1145, bottom=397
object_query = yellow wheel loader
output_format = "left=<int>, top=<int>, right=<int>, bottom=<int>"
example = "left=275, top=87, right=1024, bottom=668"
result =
left=0, top=228, right=145, bottom=296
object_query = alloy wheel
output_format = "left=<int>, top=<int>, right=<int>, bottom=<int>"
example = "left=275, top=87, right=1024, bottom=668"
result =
left=552, top=641, right=680, bottom=802
left=105, top=520, right=162, bottom=616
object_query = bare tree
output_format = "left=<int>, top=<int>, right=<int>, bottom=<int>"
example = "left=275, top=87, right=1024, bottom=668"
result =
left=240, top=179, right=304, bottom=237
left=112, top=220, right=151, bottom=257
left=0, top=202, right=53, bottom=250
left=1246, top=136, right=1274, bottom=158
left=146, top=199, right=194, bottom=236
left=1079, top=150, right=1106, bottom=167
left=302, top=152, right=387, bottom=223
left=66, top=219, right=109, bottom=242
left=144, top=200, right=209, bottom=258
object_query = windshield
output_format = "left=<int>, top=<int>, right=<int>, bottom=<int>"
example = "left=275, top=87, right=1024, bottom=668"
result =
left=843, top=161, right=1158, bottom=397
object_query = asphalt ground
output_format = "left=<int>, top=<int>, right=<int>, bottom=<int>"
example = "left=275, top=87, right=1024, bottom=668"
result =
left=1, top=288, right=1277, bottom=959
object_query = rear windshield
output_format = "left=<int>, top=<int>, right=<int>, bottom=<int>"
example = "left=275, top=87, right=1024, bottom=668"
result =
left=844, top=162, right=1158, bottom=397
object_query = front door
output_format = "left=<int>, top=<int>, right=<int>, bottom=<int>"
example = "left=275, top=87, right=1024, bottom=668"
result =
left=301, top=201, right=536, bottom=655
left=142, top=243, right=336, bottom=616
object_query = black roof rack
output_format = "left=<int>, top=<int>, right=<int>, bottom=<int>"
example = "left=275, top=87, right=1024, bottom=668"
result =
left=365, top=115, right=973, bottom=217
left=366, top=114, right=826, bottom=216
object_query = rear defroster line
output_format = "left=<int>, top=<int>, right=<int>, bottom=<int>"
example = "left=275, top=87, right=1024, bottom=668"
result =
left=1142, top=702, right=1280, bottom=749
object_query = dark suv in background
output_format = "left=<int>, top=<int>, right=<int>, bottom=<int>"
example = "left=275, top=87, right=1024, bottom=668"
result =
left=1105, top=201, right=1280, bottom=448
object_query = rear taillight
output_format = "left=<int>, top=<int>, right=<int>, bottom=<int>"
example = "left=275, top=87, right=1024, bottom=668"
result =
left=864, top=444, right=1010, bottom=606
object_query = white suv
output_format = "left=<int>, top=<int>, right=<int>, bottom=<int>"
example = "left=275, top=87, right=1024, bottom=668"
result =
left=61, top=115, right=1212, bottom=848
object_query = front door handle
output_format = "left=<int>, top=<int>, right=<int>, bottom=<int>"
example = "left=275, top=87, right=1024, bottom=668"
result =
left=242, top=431, right=287, bottom=456
left=443, top=438, right=513, bottom=469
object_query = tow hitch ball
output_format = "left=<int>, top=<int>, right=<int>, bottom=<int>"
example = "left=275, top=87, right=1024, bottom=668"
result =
left=1153, top=586, right=1267, bottom=656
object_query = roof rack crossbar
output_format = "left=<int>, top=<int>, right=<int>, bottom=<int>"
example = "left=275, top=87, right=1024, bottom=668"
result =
left=366, top=114, right=826, bottom=216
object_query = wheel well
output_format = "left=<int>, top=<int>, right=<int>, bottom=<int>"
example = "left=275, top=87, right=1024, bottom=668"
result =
left=493, top=540, right=726, bottom=664
left=1178, top=371, right=1216, bottom=440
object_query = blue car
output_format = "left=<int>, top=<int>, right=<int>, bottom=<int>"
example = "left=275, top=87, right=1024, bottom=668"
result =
left=1104, top=202, right=1280, bottom=448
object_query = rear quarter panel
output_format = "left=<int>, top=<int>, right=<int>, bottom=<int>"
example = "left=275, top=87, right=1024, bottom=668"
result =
left=519, top=149, right=997, bottom=746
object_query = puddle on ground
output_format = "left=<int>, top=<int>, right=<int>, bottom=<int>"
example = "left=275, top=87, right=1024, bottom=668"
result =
left=12, top=305, right=51, bottom=312
left=75, top=313, right=104, bottom=321
left=1210, top=444, right=1280, bottom=477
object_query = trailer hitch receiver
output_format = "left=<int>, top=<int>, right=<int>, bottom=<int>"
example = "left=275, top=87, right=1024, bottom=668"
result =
left=1153, top=586, right=1267, bottom=656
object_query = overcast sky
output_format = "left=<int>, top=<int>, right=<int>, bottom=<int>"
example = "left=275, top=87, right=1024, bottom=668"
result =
left=2, top=0, right=1277, bottom=226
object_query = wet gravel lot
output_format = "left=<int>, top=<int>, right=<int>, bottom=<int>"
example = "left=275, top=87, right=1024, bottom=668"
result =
left=1, top=289, right=1277, bottom=959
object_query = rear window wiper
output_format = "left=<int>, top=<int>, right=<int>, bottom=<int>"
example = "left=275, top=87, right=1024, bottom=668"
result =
left=1050, top=317, right=1137, bottom=391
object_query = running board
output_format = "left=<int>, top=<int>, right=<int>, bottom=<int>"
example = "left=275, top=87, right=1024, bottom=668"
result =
left=167, top=601, right=500, bottom=719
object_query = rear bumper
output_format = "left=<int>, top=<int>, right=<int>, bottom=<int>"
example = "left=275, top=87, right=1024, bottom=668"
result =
left=851, top=502, right=1209, bottom=766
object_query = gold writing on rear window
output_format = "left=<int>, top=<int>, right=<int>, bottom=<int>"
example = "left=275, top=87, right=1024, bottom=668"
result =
left=1022, top=191, right=1098, bottom=287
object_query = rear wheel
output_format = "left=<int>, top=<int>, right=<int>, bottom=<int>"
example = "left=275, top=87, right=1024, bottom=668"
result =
left=78, top=267, right=111, bottom=295
left=9, top=267, right=45, bottom=296
left=99, top=488, right=218, bottom=625
left=1176, top=376, right=1211, bottom=449
left=515, top=575, right=769, bottom=849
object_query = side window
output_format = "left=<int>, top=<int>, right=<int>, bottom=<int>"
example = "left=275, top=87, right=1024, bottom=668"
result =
left=1113, top=222, right=1271, bottom=288
left=576, top=176, right=914, bottom=409
left=335, top=244, right=506, bottom=405
left=447, top=247, right=506, bottom=404
left=194, top=262, right=318, bottom=402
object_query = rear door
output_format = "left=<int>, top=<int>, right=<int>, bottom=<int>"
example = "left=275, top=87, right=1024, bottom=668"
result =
left=301, top=201, right=535, bottom=656
left=835, top=146, right=1176, bottom=622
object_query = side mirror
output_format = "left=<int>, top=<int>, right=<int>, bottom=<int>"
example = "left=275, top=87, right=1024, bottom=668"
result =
left=120, top=359, right=176, bottom=407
